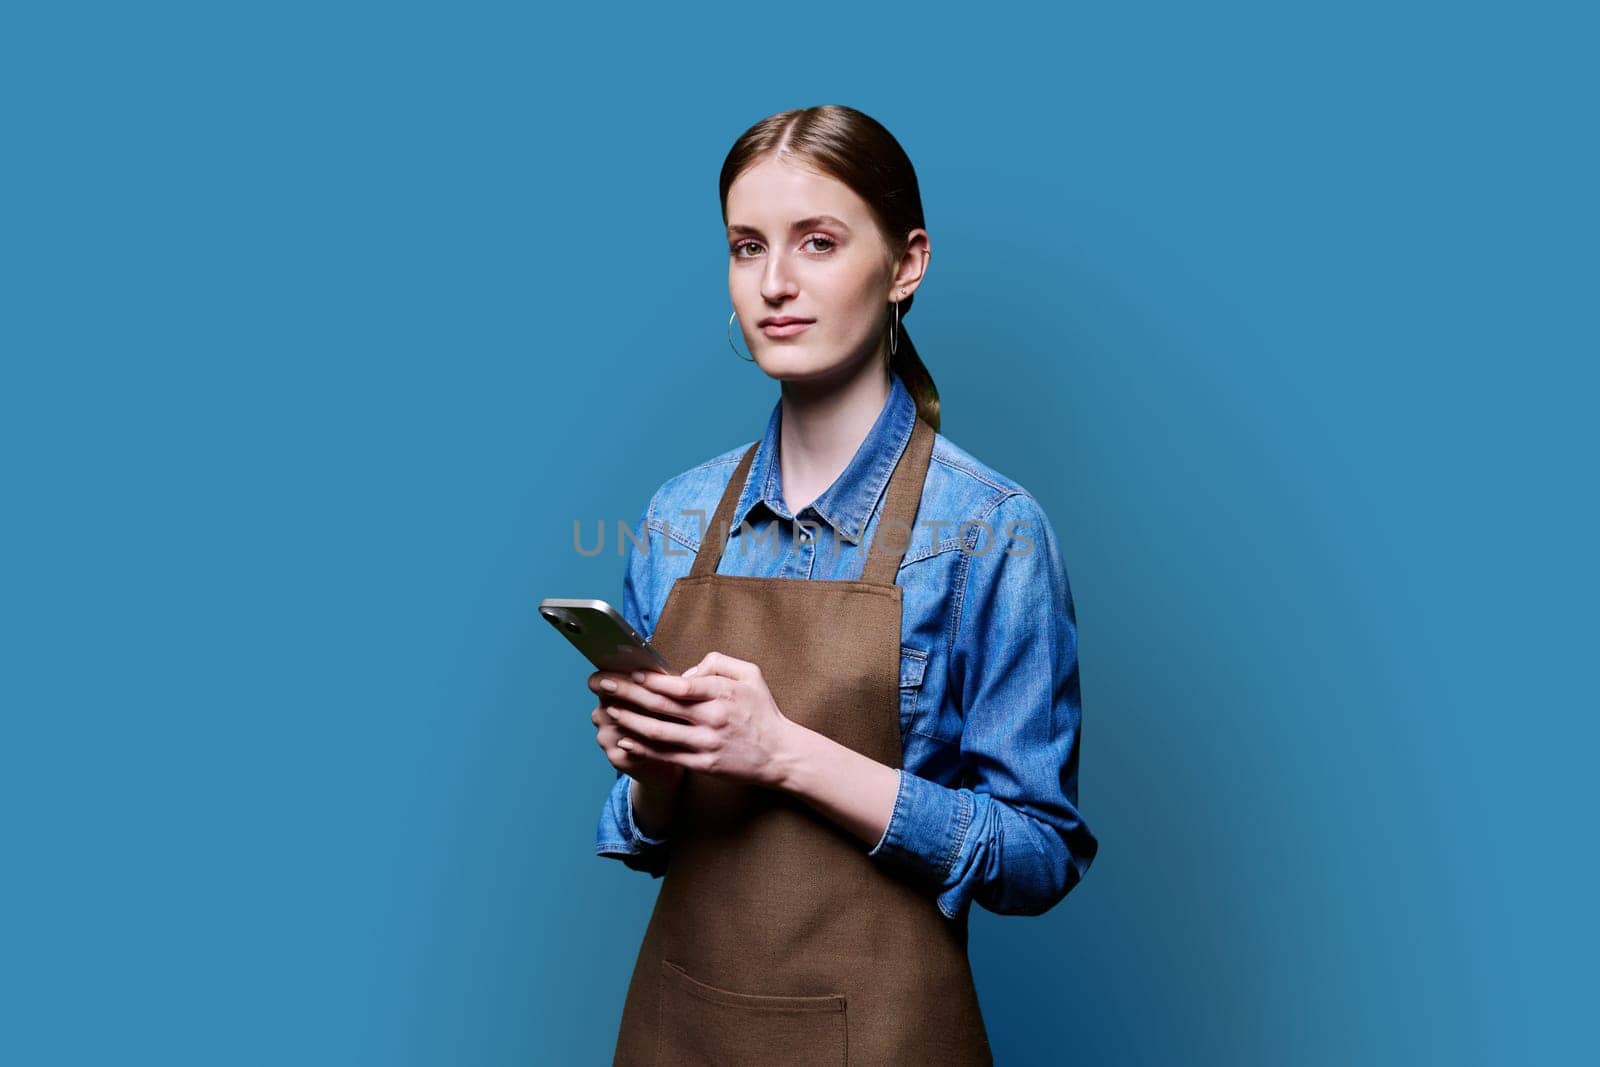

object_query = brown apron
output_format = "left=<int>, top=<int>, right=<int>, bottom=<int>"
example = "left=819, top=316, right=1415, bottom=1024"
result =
left=611, top=414, right=993, bottom=1065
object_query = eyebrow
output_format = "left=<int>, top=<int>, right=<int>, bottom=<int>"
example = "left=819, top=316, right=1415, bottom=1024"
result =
left=727, top=214, right=853, bottom=238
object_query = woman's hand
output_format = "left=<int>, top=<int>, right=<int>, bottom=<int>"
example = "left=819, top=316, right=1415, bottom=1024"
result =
left=589, top=670, right=685, bottom=793
left=587, top=652, right=799, bottom=789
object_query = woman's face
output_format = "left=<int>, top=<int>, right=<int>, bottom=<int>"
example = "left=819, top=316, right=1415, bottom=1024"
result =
left=725, top=156, right=904, bottom=384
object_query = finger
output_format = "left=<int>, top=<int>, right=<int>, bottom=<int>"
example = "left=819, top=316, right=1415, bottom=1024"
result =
left=608, top=704, right=706, bottom=748
left=600, top=727, right=644, bottom=764
left=695, top=651, right=758, bottom=682
left=588, top=670, right=631, bottom=696
left=605, top=676, right=703, bottom=721
left=616, top=733, right=687, bottom=766
left=605, top=717, right=695, bottom=758
left=631, top=670, right=732, bottom=704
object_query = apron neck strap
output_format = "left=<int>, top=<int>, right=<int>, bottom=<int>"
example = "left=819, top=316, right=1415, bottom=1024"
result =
left=690, top=443, right=758, bottom=578
left=858, top=414, right=935, bottom=587
left=689, top=414, right=937, bottom=588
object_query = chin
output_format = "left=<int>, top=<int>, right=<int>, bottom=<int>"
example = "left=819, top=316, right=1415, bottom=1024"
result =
left=758, top=350, right=842, bottom=379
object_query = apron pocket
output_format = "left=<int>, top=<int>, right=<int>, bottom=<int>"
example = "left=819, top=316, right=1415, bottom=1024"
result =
left=656, top=958, right=847, bottom=1066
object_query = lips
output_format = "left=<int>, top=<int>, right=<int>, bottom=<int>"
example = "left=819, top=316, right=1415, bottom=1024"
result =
left=760, top=316, right=815, bottom=338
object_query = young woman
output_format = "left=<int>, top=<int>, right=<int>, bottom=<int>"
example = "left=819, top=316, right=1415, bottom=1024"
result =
left=588, top=104, right=1098, bottom=1065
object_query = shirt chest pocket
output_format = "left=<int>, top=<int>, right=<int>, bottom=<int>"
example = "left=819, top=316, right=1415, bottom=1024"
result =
left=898, top=645, right=929, bottom=740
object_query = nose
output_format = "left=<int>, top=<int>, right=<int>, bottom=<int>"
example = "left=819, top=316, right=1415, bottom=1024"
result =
left=760, top=255, right=799, bottom=303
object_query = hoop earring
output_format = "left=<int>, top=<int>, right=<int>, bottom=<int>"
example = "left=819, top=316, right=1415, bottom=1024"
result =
left=888, top=300, right=901, bottom=358
left=727, top=310, right=755, bottom=362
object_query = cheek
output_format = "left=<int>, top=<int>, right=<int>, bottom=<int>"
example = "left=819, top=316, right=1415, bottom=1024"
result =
left=812, top=271, right=878, bottom=317
left=729, top=274, right=762, bottom=314
left=829, top=290, right=884, bottom=336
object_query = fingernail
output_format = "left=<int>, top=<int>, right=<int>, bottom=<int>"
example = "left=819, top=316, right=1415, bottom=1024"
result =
left=684, top=665, right=699, bottom=677
left=601, top=679, right=617, bottom=691
left=618, top=738, right=633, bottom=749
left=631, top=671, right=645, bottom=683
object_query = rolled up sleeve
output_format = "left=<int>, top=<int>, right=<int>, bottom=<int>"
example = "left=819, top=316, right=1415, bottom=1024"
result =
left=593, top=498, right=673, bottom=878
left=867, top=493, right=1098, bottom=920
left=596, top=771, right=672, bottom=878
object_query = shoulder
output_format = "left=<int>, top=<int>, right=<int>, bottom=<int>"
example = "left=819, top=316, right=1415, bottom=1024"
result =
left=913, top=429, right=1055, bottom=558
left=926, top=430, right=1027, bottom=504
left=640, top=440, right=756, bottom=552
left=922, top=437, right=1074, bottom=637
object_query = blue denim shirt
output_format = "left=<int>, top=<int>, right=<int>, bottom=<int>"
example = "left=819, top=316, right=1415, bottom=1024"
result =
left=595, top=372, right=1098, bottom=921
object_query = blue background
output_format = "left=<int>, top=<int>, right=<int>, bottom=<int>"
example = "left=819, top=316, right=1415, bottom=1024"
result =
left=4, top=2, right=1593, bottom=1064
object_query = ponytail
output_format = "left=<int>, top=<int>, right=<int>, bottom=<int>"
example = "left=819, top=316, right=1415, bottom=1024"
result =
left=890, top=311, right=940, bottom=433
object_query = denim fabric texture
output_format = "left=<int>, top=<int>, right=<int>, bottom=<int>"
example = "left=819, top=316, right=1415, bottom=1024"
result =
left=595, top=372, right=1098, bottom=920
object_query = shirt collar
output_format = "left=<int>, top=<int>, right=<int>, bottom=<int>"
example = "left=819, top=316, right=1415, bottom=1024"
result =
left=730, top=371, right=918, bottom=545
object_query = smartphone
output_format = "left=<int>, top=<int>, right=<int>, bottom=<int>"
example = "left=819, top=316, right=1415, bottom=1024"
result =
left=539, top=597, right=678, bottom=676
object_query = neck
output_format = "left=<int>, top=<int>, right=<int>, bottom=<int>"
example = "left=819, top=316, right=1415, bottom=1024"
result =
left=776, top=358, right=894, bottom=516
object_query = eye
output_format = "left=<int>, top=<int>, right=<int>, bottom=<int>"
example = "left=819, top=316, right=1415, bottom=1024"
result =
left=729, top=234, right=838, bottom=258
